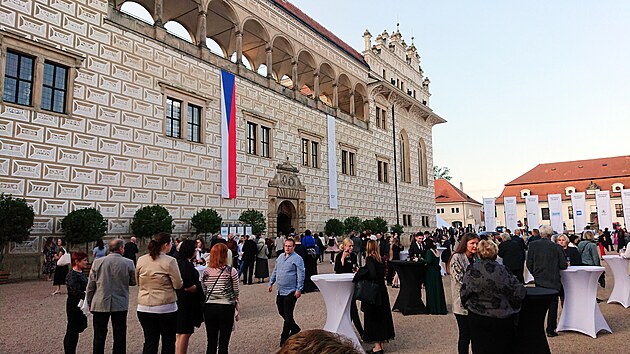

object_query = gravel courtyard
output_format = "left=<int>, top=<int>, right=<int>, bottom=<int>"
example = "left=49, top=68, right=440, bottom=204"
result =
left=1, top=259, right=628, bottom=353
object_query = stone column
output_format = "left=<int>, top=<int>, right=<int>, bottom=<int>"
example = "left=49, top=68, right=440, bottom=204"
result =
left=313, top=71, right=320, bottom=100
left=349, top=91, right=355, bottom=116
left=154, top=0, right=163, bottom=27
left=196, top=8, right=207, bottom=47
left=235, top=30, right=243, bottom=64
left=333, top=83, right=338, bottom=108
left=292, top=61, right=299, bottom=92
left=266, top=46, right=273, bottom=79
left=363, top=100, right=369, bottom=121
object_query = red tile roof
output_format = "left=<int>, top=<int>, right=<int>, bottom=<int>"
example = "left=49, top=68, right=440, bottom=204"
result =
left=435, top=179, right=481, bottom=205
left=497, top=156, right=630, bottom=203
left=271, top=0, right=368, bottom=67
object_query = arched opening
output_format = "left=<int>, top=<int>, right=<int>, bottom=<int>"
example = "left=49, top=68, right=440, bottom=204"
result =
left=277, top=200, right=296, bottom=237
left=418, top=138, right=428, bottom=186
left=119, top=1, right=154, bottom=24
left=400, top=130, right=411, bottom=183
left=354, top=83, right=368, bottom=120
left=206, top=0, right=239, bottom=60
left=161, top=0, right=200, bottom=43
left=296, top=50, right=316, bottom=98
left=271, top=36, right=294, bottom=85
left=337, top=74, right=352, bottom=114
left=164, top=21, right=193, bottom=43
left=318, top=62, right=336, bottom=107
left=206, top=38, right=224, bottom=57
left=242, top=18, right=269, bottom=72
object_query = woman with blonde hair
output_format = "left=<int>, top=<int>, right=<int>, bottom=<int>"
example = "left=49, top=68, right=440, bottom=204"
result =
left=360, top=240, right=395, bottom=354
left=202, top=243, right=239, bottom=354
left=334, top=238, right=362, bottom=337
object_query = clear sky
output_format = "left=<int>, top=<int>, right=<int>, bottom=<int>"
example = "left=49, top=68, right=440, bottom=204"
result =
left=125, top=1, right=630, bottom=202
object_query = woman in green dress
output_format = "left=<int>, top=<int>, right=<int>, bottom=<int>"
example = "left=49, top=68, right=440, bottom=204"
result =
left=424, top=238, right=448, bottom=314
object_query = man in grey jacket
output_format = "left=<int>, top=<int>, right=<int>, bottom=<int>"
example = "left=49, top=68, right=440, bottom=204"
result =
left=86, top=239, right=136, bottom=354
left=526, top=225, right=568, bottom=337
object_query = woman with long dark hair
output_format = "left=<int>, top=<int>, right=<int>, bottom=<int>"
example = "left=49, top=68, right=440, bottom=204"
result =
left=43, top=236, right=57, bottom=281
left=64, top=252, right=89, bottom=354
left=424, top=238, right=447, bottom=314
left=52, top=238, right=69, bottom=295
left=93, top=239, right=106, bottom=260
left=361, top=239, right=395, bottom=354
left=175, top=240, right=203, bottom=354
left=447, top=233, right=479, bottom=354
left=202, top=243, right=240, bottom=354
left=136, top=232, right=183, bottom=354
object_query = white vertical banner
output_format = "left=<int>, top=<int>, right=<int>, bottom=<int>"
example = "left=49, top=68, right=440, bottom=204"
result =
left=483, top=198, right=496, bottom=232
left=571, top=192, right=587, bottom=233
left=548, top=194, right=564, bottom=233
left=326, top=115, right=338, bottom=209
left=525, top=195, right=540, bottom=229
left=622, top=190, right=630, bottom=229
left=596, top=190, right=613, bottom=230
left=504, top=197, right=518, bottom=231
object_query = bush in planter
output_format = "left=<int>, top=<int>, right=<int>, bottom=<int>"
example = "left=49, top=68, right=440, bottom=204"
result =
left=239, top=209, right=266, bottom=235
left=61, top=208, right=108, bottom=253
left=324, top=218, right=345, bottom=237
left=0, top=194, right=34, bottom=269
left=131, top=205, right=173, bottom=239
left=363, top=217, right=388, bottom=235
left=191, top=208, right=222, bottom=237
left=344, top=216, right=364, bottom=234
left=391, top=223, right=404, bottom=236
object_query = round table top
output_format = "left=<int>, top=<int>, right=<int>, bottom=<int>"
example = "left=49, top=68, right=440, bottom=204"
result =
left=525, top=287, right=559, bottom=297
left=602, top=255, right=626, bottom=260
left=561, top=265, right=605, bottom=272
left=311, top=273, right=354, bottom=282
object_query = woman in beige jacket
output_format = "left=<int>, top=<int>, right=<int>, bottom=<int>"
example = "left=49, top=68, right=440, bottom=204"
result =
left=136, top=232, right=183, bottom=354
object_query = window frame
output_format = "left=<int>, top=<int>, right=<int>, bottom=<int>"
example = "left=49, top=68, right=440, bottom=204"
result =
left=616, top=204, right=624, bottom=218
left=41, top=61, right=68, bottom=113
left=243, top=111, right=276, bottom=159
left=159, top=82, right=210, bottom=144
left=3, top=50, right=34, bottom=107
left=165, top=97, right=182, bottom=139
left=247, top=122, right=258, bottom=155
left=377, top=155, right=390, bottom=183
left=187, top=103, right=202, bottom=143
left=541, top=207, right=550, bottom=221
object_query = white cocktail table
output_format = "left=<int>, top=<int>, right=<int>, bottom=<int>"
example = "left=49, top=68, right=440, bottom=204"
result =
left=558, top=266, right=612, bottom=338
left=195, top=265, right=207, bottom=281
left=311, top=274, right=363, bottom=352
left=524, top=262, right=534, bottom=284
left=399, top=250, right=409, bottom=261
left=437, top=247, right=447, bottom=276
left=603, top=255, right=630, bottom=307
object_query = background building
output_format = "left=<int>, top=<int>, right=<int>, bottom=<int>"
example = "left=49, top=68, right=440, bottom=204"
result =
left=434, top=179, right=482, bottom=229
left=0, top=0, right=445, bottom=278
left=496, top=156, right=630, bottom=231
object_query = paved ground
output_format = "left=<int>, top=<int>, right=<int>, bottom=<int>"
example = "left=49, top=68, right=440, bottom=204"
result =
left=0, top=257, right=628, bottom=353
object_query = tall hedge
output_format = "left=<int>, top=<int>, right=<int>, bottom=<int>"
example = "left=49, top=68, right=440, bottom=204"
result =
left=131, top=205, right=173, bottom=239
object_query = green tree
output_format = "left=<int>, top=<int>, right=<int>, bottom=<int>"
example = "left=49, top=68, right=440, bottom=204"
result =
left=363, top=217, right=388, bottom=234
left=324, top=218, right=345, bottom=236
left=191, top=208, right=222, bottom=236
left=61, top=208, right=108, bottom=252
left=433, top=165, right=452, bottom=180
left=239, top=209, right=266, bottom=235
left=0, top=194, right=34, bottom=267
left=131, top=205, right=173, bottom=239
left=391, top=223, right=404, bottom=235
left=343, top=216, right=364, bottom=233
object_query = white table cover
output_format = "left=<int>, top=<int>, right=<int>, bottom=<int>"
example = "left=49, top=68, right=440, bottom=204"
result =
left=603, top=255, right=630, bottom=308
left=558, top=266, right=612, bottom=338
left=399, top=250, right=409, bottom=261
left=195, top=265, right=207, bottom=281
left=311, top=274, right=364, bottom=353
left=437, top=247, right=447, bottom=276
left=524, top=263, right=534, bottom=284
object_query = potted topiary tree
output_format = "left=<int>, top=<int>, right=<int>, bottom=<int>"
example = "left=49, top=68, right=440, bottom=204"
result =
left=391, top=223, right=404, bottom=236
left=191, top=208, right=222, bottom=239
left=61, top=208, right=108, bottom=253
left=131, top=205, right=173, bottom=240
left=324, top=218, right=345, bottom=237
left=363, top=217, right=388, bottom=235
left=0, top=194, right=35, bottom=283
left=239, top=209, right=266, bottom=235
left=344, top=216, right=364, bottom=234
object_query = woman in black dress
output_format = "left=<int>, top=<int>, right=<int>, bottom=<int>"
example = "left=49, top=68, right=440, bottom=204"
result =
left=362, top=240, right=395, bottom=354
left=43, top=237, right=57, bottom=281
left=175, top=240, right=203, bottom=354
left=52, top=238, right=69, bottom=295
left=64, top=252, right=89, bottom=354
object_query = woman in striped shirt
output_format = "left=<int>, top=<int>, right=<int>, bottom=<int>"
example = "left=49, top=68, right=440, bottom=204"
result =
left=202, top=243, right=240, bottom=354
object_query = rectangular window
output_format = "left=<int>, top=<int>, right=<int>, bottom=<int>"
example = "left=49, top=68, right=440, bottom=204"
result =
left=451, top=208, right=455, bottom=213
left=381, top=108, right=387, bottom=129
left=616, top=204, right=624, bottom=218
left=261, top=126, right=270, bottom=158
left=349, top=152, right=355, bottom=176
left=165, top=98, right=182, bottom=138
left=383, top=162, right=388, bottom=183
left=408, top=215, right=412, bottom=227
left=41, top=61, right=68, bottom=113
left=541, top=208, right=550, bottom=221
left=187, top=104, right=201, bottom=142
left=568, top=206, right=574, bottom=220
left=247, top=122, right=257, bottom=155
left=341, top=150, right=348, bottom=175
left=3, top=51, right=34, bottom=106
left=403, top=214, right=408, bottom=227
left=376, top=108, right=381, bottom=128
left=311, top=141, right=319, bottom=168
left=301, top=139, right=309, bottom=166
left=456, top=208, right=460, bottom=213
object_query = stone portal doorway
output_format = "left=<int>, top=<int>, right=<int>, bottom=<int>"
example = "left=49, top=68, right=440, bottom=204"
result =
left=268, top=159, right=306, bottom=237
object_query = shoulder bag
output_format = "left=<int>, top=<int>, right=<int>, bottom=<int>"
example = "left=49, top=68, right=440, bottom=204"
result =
left=57, top=248, right=71, bottom=266
left=352, top=266, right=382, bottom=305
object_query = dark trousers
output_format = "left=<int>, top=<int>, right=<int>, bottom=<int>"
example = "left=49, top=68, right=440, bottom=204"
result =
left=92, top=311, right=127, bottom=354
left=64, top=299, right=87, bottom=354
left=137, top=311, right=177, bottom=354
left=204, top=303, right=235, bottom=354
left=276, top=293, right=301, bottom=344
left=242, top=259, right=255, bottom=284
left=546, top=294, right=559, bottom=334
left=468, top=312, right=515, bottom=354
left=386, top=261, right=395, bottom=284
left=455, top=314, right=471, bottom=354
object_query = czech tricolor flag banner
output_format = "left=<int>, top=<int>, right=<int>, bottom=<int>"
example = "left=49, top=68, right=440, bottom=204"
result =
left=221, top=70, right=237, bottom=199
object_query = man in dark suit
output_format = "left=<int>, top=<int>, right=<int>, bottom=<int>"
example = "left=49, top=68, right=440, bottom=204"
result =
left=527, top=228, right=541, bottom=244
left=122, top=236, right=138, bottom=265
left=409, top=233, right=426, bottom=260
left=498, top=233, right=526, bottom=283
left=241, top=235, right=258, bottom=285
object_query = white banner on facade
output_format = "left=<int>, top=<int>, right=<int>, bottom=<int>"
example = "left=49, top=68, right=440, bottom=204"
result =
left=622, top=189, right=630, bottom=229
left=483, top=198, right=496, bottom=232
left=596, top=190, right=613, bottom=230
left=571, top=192, right=587, bottom=233
left=504, top=197, right=518, bottom=231
left=548, top=194, right=564, bottom=233
left=525, top=195, right=540, bottom=229
left=327, top=115, right=338, bottom=209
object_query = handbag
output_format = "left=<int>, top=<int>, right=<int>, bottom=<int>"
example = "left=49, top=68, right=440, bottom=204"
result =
left=57, top=249, right=71, bottom=266
left=354, top=280, right=382, bottom=306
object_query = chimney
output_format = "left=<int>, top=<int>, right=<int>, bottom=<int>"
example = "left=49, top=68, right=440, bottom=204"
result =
left=460, top=182, right=464, bottom=191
